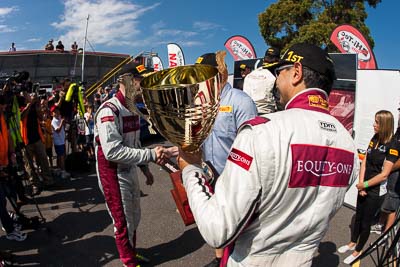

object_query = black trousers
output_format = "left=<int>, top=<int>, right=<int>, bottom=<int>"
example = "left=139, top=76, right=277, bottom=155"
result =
left=0, top=182, right=14, bottom=233
left=351, top=193, right=384, bottom=251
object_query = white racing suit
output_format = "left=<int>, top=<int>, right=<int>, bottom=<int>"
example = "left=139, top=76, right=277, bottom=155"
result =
left=94, top=91, right=156, bottom=267
left=182, top=89, right=359, bottom=267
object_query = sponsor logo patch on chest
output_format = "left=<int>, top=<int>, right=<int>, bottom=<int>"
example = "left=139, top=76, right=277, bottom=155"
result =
left=318, top=120, right=337, bottom=132
left=289, top=144, right=354, bottom=188
left=123, top=115, right=140, bottom=133
left=228, top=148, right=253, bottom=171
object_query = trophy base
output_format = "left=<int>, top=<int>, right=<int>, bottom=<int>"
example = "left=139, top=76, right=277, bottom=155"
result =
left=169, top=171, right=195, bottom=226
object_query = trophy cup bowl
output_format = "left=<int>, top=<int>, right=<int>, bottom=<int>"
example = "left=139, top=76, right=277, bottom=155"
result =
left=140, top=65, right=222, bottom=152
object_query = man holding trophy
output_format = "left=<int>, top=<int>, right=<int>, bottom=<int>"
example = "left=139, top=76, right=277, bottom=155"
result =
left=168, top=44, right=358, bottom=267
left=94, top=62, right=173, bottom=267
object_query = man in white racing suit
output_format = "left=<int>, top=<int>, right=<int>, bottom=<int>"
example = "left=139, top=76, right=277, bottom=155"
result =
left=94, top=63, right=169, bottom=267
left=178, top=43, right=359, bottom=267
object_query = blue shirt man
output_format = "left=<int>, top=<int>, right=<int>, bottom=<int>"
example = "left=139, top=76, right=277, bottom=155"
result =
left=196, top=52, right=257, bottom=175
left=203, top=82, right=257, bottom=174
left=195, top=51, right=257, bottom=267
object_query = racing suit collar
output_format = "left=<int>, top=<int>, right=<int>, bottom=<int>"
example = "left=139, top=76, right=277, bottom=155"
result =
left=115, top=91, right=128, bottom=109
left=285, top=88, right=330, bottom=114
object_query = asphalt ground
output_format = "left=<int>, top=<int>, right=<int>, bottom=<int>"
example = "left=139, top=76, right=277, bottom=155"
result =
left=0, top=138, right=380, bottom=267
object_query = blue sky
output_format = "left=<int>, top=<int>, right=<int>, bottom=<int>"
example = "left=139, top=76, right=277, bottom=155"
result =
left=0, top=0, right=398, bottom=74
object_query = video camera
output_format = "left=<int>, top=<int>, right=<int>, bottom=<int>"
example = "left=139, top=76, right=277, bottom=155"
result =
left=31, top=83, right=47, bottom=100
left=0, top=71, right=31, bottom=94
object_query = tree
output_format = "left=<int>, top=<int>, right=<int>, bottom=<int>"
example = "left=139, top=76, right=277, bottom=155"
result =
left=258, top=0, right=381, bottom=53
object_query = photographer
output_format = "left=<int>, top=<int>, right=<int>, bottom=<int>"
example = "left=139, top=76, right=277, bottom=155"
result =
left=0, top=93, right=27, bottom=242
left=1, top=77, right=31, bottom=205
left=20, top=91, right=54, bottom=192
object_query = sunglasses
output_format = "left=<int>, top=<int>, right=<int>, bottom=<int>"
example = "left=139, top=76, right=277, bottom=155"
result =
left=274, top=64, right=294, bottom=76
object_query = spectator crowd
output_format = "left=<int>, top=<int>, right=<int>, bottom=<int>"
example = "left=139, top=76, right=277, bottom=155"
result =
left=0, top=72, right=119, bottom=259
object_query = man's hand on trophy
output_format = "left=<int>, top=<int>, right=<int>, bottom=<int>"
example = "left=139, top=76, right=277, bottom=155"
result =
left=154, top=146, right=179, bottom=165
left=154, top=146, right=166, bottom=165
left=177, top=148, right=202, bottom=170
left=164, top=146, right=179, bottom=158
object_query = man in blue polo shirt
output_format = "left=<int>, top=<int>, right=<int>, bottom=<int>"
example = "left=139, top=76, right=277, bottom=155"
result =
left=195, top=51, right=257, bottom=267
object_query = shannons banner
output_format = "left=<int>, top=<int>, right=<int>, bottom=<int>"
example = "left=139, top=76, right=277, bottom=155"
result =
left=152, top=56, right=164, bottom=71
left=330, top=24, right=377, bottom=69
left=224, top=35, right=257, bottom=61
left=167, top=43, right=185, bottom=67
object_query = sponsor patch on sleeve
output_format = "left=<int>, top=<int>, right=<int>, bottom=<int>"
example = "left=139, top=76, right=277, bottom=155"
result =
left=101, top=116, right=114, bottom=123
left=228, top=148, right=253, bottom=171
left=369, top=141, right=373, bottom=148
left=390, top=149, right=399, bottom=156
left=219, top=106, right=232, bottom=112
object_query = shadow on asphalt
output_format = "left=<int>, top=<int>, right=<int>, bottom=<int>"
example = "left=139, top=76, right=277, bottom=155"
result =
left=311, top=241, right=340, bottom=267
left=0, top=165, right=122, bottom=266
left=9, top=234, right=118, bottom=266
left=140, top=227, right=206, bottom=266
left=33, top=173, right=105, bottom=207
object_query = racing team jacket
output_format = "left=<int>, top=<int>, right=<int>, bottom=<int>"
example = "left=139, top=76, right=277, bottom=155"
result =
left=182, top=88, right=359, bottom=267
left=94, top=91, right=156, bottom=267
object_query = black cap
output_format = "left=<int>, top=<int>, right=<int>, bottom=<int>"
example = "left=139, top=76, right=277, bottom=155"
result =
left=119, top=62, right=150, bottom=77
left=275, top=43, right=336, bottom=80
left=195, top=53, right=218, bottom=67
left=265, top=47, right=280, bottom=58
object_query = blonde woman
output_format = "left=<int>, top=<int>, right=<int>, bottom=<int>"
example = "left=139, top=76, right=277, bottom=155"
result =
left=339, top=110, right=400, bottom=264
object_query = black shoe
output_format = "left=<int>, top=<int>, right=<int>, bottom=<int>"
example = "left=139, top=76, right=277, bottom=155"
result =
left=204, top=257, right=221, bottom=267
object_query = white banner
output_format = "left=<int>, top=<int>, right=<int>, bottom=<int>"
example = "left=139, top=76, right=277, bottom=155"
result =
left=167, top=43, right=185, bottom=67
left=152, top=56, right=164, bottom=71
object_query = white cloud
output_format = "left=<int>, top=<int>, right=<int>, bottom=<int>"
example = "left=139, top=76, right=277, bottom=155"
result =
left=151, top=21, right=166, bottom=31
left=26, top=38, right=41, bottom=43
left=52, top=0, right=160, bottom=48
left=154, top=29, right=197, bottom=38
left=51, top=0, right=207, bottom=51
left=0, top=24, right=16, bottom=33
left=193, top=21, right=222, bottom=31
left=0, top=6, right=18, bottom=17
left=0, top=6, right=18, bottom=33
left=180, top=40, right=204, bottom=47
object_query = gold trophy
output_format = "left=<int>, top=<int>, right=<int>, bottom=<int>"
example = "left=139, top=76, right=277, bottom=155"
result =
left=140, top=64, right=223, bottom=152
left=140, top=63, right=223, bottom=225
